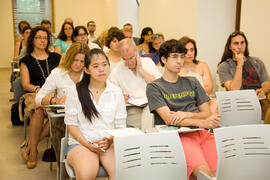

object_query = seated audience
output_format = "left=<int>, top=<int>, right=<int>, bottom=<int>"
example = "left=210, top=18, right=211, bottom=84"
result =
left=15, top=20, right=30, bottom=44
left=14, top=26, right=31, bottom=61
left=217, top=31, right=270, bottom=123
left=105, top=28, right=125, bottom=70
left=54, top=22, right=74, bottom=55
left=109, top=38, right=161, bottom=129
left=137, top=27, right=155, bottom=56
left=35, top=42, right=90, bottom=167
left=122, top=23, right=140, bottom=45
left=20, top=26, right=61, bottom=169
left=148, top=33, right=165, bottom=66
left=179, top=36, right=217, bottom=114
left=41, top=19, right=57, bottom=51
left=65, top=48, right=126, bottom=180
left=146, top=39, right=220, bottom=179
left=87, top=20, right=97, bottom=42
left=73, top=25, right=100, bottom=49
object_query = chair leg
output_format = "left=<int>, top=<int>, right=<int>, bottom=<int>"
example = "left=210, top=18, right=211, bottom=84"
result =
left=24, top=119, right=28, bottom=140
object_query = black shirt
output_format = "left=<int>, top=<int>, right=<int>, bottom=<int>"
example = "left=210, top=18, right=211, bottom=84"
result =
left=19, top=52, right=61, bottom=89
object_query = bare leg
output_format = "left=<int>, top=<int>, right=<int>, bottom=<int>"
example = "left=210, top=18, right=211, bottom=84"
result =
left=28, top=108, right=45, bottom=164
left=67, top=145, right=99, bottom=180
left=38, top=120, right=50, bottom=141
left=192, top=165, right=215, bottom=179
left=100, top=144, right=115, bottom=180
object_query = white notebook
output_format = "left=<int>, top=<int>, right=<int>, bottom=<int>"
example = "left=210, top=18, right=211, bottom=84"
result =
left=155, top=125, right=204, bottom=133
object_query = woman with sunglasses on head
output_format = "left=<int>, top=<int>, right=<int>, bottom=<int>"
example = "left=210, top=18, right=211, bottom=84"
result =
left=20, top=26, right=61, bottom=169
left=65, top=48, right=126, bottom=180
left=35, top=42, right=90, bottom=166
left=218, top=31, right=270, bottom=123
left=179, top=36, right=217, bottom=114
left=54, top=22, right=74, bottom=55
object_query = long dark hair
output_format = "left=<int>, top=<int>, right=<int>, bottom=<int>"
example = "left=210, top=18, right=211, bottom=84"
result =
left=179, top=36, right=198, bottom=64
left=57, top=22, right=74, bottom=42
left=139, top=27, right=155, bottom=53
left=76, top=48, right=110, bottom=122
left=27, top=26, right=50, bottom=55
left=219, top=31, right=249, bottom=65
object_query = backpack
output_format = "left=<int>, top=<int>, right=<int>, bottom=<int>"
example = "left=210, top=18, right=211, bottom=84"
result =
left=11, top=103, right=24, bottom=126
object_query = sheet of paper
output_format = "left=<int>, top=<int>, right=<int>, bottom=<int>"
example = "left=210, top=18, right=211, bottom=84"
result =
left=105, top=128, right=144, bottom=137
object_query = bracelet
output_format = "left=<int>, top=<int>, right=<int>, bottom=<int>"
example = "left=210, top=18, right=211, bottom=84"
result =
left=34, top=86, right=40, bottom=93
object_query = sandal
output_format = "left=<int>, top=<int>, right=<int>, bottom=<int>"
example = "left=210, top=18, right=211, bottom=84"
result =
left=21, top=139, right=29, bottom=161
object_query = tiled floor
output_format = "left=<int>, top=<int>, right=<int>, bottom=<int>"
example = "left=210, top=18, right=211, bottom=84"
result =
left=0, top=68, right=109, bottom=180
left=0, top=68, right=57, bottom=180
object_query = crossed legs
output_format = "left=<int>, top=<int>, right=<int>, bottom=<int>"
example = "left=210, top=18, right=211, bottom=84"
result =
left=27, top=108, right=49, bottom=168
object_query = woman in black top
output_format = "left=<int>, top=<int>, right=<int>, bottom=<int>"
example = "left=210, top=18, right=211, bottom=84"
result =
left=20, top=26, right=61, bottom=169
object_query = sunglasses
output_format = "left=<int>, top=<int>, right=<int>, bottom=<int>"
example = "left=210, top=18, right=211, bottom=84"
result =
left=230, top=31, right=245, bottom=37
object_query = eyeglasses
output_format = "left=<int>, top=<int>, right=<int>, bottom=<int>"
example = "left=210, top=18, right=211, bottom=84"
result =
left=77, top=33, right=87, bottom=37
left=230, top=31, right=245, bottom=37
left=123, top=55, right=136, bottom=61
left=34, top=36, right=48, bottom=40
left=169, top=54, right=185, bottom=60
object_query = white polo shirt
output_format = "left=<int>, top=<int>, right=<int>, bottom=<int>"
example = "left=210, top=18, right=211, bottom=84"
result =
left=109, top=57, right=161, bottom=106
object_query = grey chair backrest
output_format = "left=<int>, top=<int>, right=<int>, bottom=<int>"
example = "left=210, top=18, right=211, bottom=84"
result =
left=114, top=132, right=187, bottom=180
left=214, top=124, right=270, bottom=180
left=216, top=89, right=262, bottom=126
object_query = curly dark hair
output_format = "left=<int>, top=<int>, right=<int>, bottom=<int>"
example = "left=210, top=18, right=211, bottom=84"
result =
left=159, top=39, right=186, bottom=67
left=105, top=29, right=125, bottom=48
left=57, top=22, right=74, bottom=42
left=27, top=26, right=50, bottom=55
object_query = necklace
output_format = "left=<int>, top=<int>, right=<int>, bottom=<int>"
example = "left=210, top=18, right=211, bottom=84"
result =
left=34, top=57, right=50, bottom=80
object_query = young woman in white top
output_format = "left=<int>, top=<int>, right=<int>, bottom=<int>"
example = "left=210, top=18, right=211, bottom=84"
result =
left=179, top=36, right=217, bottom=114
left=35, top=42, right=90, bottom=163
left=65, top=48, right=127, bottom=180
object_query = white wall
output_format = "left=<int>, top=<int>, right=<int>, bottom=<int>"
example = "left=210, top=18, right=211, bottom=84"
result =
left=0, top=1, right=14, bottom=68
left=118, top=0, right=139, bottom=37
left=197, top=0, right=236, bottom=93
left=54, top=0, right=118, bottom=36
left=241, top=0, right=270, bottom=73
left=139, top=0, right=198, bottom=40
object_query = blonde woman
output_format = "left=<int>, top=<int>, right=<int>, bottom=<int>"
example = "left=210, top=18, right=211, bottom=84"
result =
left=35, top=42, right=90, bottom=164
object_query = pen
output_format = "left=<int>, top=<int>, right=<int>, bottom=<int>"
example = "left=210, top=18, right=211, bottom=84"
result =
left=207, top=128, right=212, bottom=133
left=89, top=140, right=106, bottom=152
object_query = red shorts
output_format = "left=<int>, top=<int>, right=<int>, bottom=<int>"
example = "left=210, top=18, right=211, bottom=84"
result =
left=180, top=130, right=217, bottom=179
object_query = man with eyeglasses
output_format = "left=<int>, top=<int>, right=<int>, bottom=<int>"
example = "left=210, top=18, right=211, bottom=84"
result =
left=146, top=39, right=220, bottom=179
left=109, top=38, right=161, bottom=130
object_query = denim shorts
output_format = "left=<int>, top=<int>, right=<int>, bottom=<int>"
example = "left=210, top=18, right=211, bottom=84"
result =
left=66, top=144, right=79, bottom=155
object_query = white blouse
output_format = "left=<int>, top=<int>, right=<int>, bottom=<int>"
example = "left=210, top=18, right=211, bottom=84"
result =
left=35, top=68, right=83, bottom=105
left=64, top=81, right=127, bottom=145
